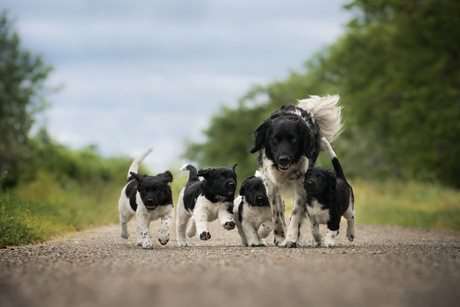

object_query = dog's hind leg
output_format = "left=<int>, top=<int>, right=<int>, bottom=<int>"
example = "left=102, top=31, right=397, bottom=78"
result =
left=176, top=197, right=191, bottom=246
left=310, top=218, right=321, bottom=247
left=186, top=218, right=197, bottom=238
left=343, top=197, right=356, bottom=242
left=118, top=198, right=134, bottom=239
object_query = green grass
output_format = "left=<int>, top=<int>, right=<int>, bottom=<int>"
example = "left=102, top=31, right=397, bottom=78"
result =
left=1, top=173, right=459, bottom=247
left=353, top=180, right=460, bottom=231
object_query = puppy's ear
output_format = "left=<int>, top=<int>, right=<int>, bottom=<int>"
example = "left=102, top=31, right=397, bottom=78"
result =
left=158, top=170, right=173, bottom=183
left=130, top=172, right=143, bottom=183
left=239, top=183, right=246, bottom=196
left=228, top=164, right=237, bottom=171
left=197, top=168, right=211, bottom=179
left=248, top=120, right=270, bottom=154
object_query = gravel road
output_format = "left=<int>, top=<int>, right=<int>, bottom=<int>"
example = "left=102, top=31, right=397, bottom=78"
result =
left=1, top=220, right=459, bottom=307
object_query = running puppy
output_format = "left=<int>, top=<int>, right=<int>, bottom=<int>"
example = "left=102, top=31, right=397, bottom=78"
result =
left=176, top=164, right=237, bottom=246
left=249, top=95, right=343, bottom=248
left=304, top=138, right=355, bottom=247
left=234, top=171, right=273, bottom=246
left=118, top=148, right=174, bottom=249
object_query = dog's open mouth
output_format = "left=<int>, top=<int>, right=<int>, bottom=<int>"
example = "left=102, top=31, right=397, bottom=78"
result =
left=278, top=164, right=290, bottom=171
left=146, top=204, right=157, bottom=210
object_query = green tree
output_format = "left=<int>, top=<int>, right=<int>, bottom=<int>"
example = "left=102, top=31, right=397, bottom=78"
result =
left=0, top=11, right=54, bottom=188
left=184, top=0, right=460, bottom=187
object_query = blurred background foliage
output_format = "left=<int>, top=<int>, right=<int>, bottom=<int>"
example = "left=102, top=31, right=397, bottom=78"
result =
left=184, top=0, right=460, bottom=187
left=1, top=0, right=460, bottom=246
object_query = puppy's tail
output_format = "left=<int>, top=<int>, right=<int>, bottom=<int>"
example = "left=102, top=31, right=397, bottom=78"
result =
left=321, top=138, right=346, bottom=181
left=297, top=95, right=343, bottom=143
left=127, top=148, right=153, bottom=179
left=180, top=164, right=200, bottom=183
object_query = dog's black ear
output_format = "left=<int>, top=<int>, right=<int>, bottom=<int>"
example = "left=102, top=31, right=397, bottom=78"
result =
left=158, top=170, right=173, bottom=183
left=228, top=164, right=237, bottom=171
left=239, top=183, right=246, bottom=196
left=197, top=168, right=211, bottom=179
left=130, top=172, right=143, bottom=183
left=248, top=120, right=270, bottom=154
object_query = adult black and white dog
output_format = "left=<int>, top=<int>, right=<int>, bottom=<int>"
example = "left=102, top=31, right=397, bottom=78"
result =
left=234, top=171, right=273, bottom=246
left=176, top=164, right=237, bottom=246
left=249, top=95, right=343, bottom=248
left=118, top=148, right=174, bottom=249
left=304, top=138, right=355, bottom=247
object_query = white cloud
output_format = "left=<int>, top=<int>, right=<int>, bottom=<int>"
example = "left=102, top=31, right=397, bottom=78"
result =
left=4, top=0, right=352, bottom=168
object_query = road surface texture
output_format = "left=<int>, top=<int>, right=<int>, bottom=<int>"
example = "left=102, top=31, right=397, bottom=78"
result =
left=1, top=220, right=459, bottom=307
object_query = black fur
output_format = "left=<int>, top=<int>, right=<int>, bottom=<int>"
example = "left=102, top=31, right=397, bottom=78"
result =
left=239, top=175, right=270, bottom=208
left=249, top=105, right=321, bottom=170
left=304, top=157, right=354, bottom=231
left=125, top=171, right=173, bottom=212
left=182, top=164, right=237, bottom=212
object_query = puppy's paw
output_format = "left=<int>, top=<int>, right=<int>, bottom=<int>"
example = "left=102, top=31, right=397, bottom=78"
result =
left=177, top=242, right=188, bottom=247
left=142, top=242, right=154, bottom=249
left=223, top=221, right=235, bottom=230
left=323, top=241, right=336, bottom=248
left=347, top=228, right=356, bottom=242
left=279, top=241, right=297, bottom=248
left=121, top=232, right=130, bottom=240
left=158, top=237, right=169, bottom=246
left=311, top=239, right=321, bottom=248
left=199, top=231, right=212, bottom=240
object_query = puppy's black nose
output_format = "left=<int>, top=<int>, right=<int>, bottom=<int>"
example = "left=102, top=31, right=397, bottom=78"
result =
left=146, top=199, right=154, bottom=204
left=256, top=196, right=263, bottom=202
left=228, top=181, right=236, bottom=188
left=306, top=180, right=315, bottom=187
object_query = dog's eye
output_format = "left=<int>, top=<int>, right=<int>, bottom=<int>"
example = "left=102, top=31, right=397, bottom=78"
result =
left=273, top=138, right=279, bottom=143
left=291, top=138, right=297, bottom=143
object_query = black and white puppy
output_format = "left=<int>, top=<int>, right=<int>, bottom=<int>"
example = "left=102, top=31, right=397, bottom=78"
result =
left=176, top=164, right=237, bottom=246
left=234, top=171, right=273, bottom=246
left=249, top=95, right=343, bottom=248
left=304, top=138, right=355, bottom=247
left=118, top=148, right=174, bottom=249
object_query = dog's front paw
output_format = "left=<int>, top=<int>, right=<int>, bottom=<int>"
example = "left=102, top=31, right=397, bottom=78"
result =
left=273, top=230, right=285, bottom=246
left=311, top=239, right=321, bottom=247
left=142, top=242, right=154, bottom=249
left=177, top=242, right=188, bottom=247
left=159, top=237, right=169, bottom=245
left=347, top=228, right=355, bottom=242
left=223, top=221, right=235, bottom=230
left=279, top=241, right=297, bottom=248
left=199, top=231, right=212, bottom=240
left=323, top=241, right=336, bottom=248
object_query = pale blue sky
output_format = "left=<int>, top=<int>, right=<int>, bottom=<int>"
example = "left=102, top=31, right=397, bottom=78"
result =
left=3, top=0, right=352, bottom=170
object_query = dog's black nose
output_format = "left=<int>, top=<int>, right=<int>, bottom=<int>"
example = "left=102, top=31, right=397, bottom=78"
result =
left=228, top=181, right=236, bottom=188
left=306, top=180, right=315, bottom=187
left=256, top=196, right=263, bottom=202
left=279, top=156, right=290, bottom=164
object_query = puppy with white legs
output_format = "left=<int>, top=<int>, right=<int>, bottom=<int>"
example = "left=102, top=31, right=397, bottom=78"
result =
left=176, top=164, right=237, bottom=246
left=234, top=172, right=273, bottom=246
left=304, top=138, right=355, bottom=247
left=118, top=148, right=174, bottom=249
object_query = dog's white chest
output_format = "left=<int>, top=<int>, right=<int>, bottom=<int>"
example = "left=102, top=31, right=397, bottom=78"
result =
left=307, top=200, right=330, bottom=225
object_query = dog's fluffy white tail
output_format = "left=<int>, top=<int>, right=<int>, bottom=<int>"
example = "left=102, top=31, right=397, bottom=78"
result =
left=297, top=95, right=343, bottom=143
left=127, top=148, right=153, bottom=179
